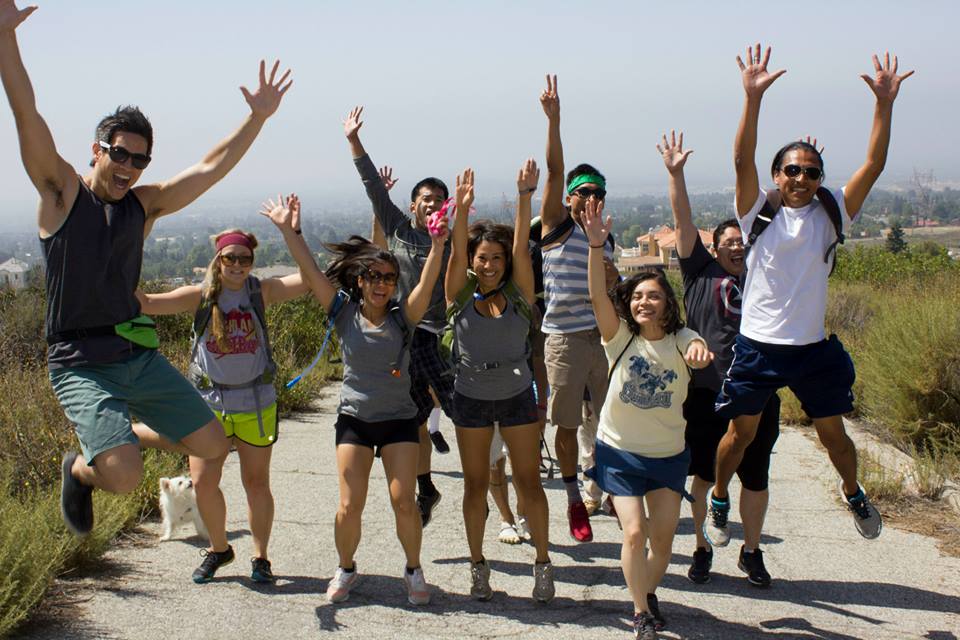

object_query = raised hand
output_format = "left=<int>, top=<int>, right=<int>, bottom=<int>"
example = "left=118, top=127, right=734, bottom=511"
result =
left=801, top=135, right=825, bottom=154
left=861, top=52, right=913, bottom=104
left=455, top=168, right=475, bottom=212
left=517, top=158, right=540, bottom=194
left=343, top=106, right=364, bottom=140
left=684, top=341, right=715, bottom=369
left=582, top=199, right=612, bottom=248
left=736, top=44, right=786, bottom=98
left=656, top=130, right=694, bottom=174
left=259, top=193, right=300, bottom=231
left=540, top=74, right=560, bottom=121
left=430, top=214, right=449, bottom=246
left=240, top=60, right=293, bottom=120
left=379, top=165, right=398, bottom=191
left=0, top=0, right=36, bottom=32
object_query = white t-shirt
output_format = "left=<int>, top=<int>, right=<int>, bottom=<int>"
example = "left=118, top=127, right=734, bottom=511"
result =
left=739, top=187, right=855, bottom=345
left=597, top=320, right=703, bottom=458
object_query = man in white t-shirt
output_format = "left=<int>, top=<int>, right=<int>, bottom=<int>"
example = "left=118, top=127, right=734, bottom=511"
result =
left=705, top=44, right=913, bottom=549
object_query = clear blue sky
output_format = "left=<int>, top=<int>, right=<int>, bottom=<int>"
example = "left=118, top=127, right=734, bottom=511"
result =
left=0, top=0, right=955, bottom=227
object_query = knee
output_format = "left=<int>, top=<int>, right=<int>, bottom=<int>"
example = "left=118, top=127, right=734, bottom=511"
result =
left=647, top=530, right=674, bottom=556
left=337, top=499, right=363, bottom=522
left=512, top=474, right=545, bottom=503
left=191, top=467, right=223, bottom=494
left=390, top=494, right=417, bottom=519
left=623, top=527, right=646, bottom=553
left=241, top=472, right=271, bottom=496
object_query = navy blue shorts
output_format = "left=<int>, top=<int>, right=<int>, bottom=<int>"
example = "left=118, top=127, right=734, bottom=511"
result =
left=451, top=387, right=539, bottom=428
left=409, top=328, right=456, bottom=425
left=586, top=440, right=692, bottom=500
left=716, top=334, right=855, bottom=420
left=684, top=386, right=780, bottom=491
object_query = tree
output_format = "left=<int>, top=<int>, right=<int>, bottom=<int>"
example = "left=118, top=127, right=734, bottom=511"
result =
left=886, top=222, right=907, bottom=254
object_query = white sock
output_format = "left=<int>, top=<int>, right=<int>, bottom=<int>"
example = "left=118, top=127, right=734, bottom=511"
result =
left=428, top=407, right=441, bottom=434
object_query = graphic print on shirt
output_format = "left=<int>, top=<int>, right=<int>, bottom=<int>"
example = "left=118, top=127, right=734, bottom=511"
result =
left=205, top=307, right=259, bottom=357
left=619, top=355, right=678, bottom=410
left=714, top=274, right=742, bottom=321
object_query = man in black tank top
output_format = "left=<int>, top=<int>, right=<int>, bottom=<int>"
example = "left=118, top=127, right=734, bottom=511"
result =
left=0, top=4, right=292, bottom=540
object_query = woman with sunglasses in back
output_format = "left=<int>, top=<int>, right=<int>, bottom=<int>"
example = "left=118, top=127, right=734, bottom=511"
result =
left=260, top=194, right=447, bottom=606
left=444, top=161, right=554, bottom=603
left=707, top=44, right=914, bottom=552
left=137, top=226, right=308, bottom=585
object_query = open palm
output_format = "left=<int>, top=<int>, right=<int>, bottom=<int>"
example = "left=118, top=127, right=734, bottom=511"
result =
left=736, top=44, right=786, bottom=97
left=241, top=60, right=293, bottom=119
left=861, top=52, right=913, bottom=103
left=0, top=0, right=35, bottom=32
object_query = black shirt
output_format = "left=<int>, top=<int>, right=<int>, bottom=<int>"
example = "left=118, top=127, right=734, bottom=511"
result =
left=678, top=235, right=742, bottom=391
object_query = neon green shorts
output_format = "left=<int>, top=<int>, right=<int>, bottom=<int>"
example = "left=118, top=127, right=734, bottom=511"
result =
left=214, top=402, right=278, bottom=447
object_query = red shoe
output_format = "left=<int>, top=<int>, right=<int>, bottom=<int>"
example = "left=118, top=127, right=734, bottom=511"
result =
left=567, top=500, right=593, bottom=542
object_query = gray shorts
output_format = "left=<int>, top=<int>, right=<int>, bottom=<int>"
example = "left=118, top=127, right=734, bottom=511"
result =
left=49, top=350, right=215, bottom=464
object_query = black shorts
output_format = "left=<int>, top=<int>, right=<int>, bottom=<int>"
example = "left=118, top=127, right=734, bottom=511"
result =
left=409, top=328, right=456, bottom=425
left=451, top=387, right=539, bottom=428
left=683, top=387, right=780, bottom=491
left=335, top=413, right=420, bottom=455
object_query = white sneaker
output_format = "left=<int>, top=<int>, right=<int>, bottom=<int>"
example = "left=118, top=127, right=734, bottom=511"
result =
left=498, top=522, right=521, bottom=544
left=326, top=566, right=359, bottom=603
left=840, top=480, right=882, bottom=539
left=515, top=516, right=531, bottom=541
left=404, top=566, right=431, bottom=605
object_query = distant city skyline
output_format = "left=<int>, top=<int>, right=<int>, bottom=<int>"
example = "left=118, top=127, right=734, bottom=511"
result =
left=0, top=1, right=957, bottom=229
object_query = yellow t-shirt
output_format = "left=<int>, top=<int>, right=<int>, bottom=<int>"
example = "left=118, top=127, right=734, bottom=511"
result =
left=597, top=320, right=704, bottom=458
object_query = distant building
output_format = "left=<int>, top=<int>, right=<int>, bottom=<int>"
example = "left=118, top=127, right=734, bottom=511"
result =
left=618, top=226, right=713, bottom=273
left=0, top=257, right=28, bottom=290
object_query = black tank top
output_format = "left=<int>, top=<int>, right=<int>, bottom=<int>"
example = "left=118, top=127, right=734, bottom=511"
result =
left=42, top=177, right=147, bottom=368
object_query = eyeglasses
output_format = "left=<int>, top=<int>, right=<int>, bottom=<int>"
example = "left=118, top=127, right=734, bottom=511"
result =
left=363, top=269, right=398, bottom=286
left=220, top=254, right=254, bottom=267
left=98, top=140, right=151, bottom=170
left=780, top=164, right=822, bottom=181
left=718, top=238, right=744, bottom=249
left=573, top=186, right=607, bottom=200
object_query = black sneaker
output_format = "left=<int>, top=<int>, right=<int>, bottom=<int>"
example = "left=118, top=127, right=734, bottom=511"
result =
left=688, top=546, right=713, bottom=584
left=192, top=545, right=235, bottom=584
left=251, top=557, right=275, bottom=583
left=429, top=430, right=450, bottom=454
left=60, top=452, right=93, bottom=536
left=417, top=490, right=442, bottom=527
left=632, top=611, right=658, bottom=640
left=737, top=546, right=771, bottom=588
left=646, top=593, right=665, bottom=631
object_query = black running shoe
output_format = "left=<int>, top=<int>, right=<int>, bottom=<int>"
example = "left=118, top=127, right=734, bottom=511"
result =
left=417, top=490, right=442, bottom=527
left=60, top=452, right=93, bottom=536
left=633, top=611, right=657, bottom=640
left=688, top=546, right=713, bottom=584
left=646, top=593, right=666, bottom=631
left=429, top=430, right=450, bottom=454
left=251, top=557, right=275, bottom=584
left=192, top=545, right=235, bottom=584
left=737, top=546, right=771, bottom=588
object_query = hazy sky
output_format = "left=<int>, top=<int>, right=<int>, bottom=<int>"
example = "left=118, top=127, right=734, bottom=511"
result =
left=0, top=0, right=956, bottom=228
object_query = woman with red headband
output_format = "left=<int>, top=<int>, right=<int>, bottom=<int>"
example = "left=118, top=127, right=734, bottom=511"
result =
left=137, top=225, right=307, bottom=585
left=261, top=193, right=448, bottom=606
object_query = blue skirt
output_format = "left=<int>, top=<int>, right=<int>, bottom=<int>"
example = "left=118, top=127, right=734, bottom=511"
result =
left=586, top=440, right=693, bottom=501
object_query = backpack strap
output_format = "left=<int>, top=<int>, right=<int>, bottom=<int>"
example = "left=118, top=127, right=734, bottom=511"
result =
left=746, top=190, right=782, bottom=247
left=244, top=276, right=276, bottom=381
left=607, top=333, right=635, bottom=386
left=387, top=302, right=412, bottom=377
left=816, top=186, right=845, bottom=275
left=285, top=289, right=350, bottom=388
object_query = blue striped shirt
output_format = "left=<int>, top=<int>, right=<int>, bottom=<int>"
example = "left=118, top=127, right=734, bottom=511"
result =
left=541, top=222, right=613, bottom=334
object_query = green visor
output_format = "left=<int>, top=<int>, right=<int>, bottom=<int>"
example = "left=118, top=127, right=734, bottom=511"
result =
left=115, top=315, right=160, bottom=349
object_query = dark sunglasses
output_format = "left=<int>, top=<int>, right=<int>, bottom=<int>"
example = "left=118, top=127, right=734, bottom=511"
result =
left=780, top=164, right=822, bottom=181
left=98, top=140, right=151, bottom=170
left=363, top=269, right=398, bottom=286
left=573, top=186, right=607, bottom=200
left=220, top=254, right=254, bottom=267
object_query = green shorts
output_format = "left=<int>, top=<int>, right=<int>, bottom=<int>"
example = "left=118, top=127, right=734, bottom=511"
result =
left=49, top=350, right=215, bottom=465
left=214, top=402, right=278, bottom=447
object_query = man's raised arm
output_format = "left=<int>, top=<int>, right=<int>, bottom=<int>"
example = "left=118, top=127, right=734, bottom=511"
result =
left=137, top=59, right=292, bottom=225
left=657, top=130, right=697, bottom=259
left=539, top=74, right=567, bottom=233
left=344, top=105, right=406, bottom=237
left=0, top=2, right=78, bottom=235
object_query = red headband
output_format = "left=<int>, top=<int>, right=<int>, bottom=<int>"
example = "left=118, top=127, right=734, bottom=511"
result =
left=216, top=233, right=252, bottom=252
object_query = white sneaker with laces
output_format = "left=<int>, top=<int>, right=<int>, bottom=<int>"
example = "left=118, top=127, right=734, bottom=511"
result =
left=404, top=566, right=431, bottom=605
left=326, top=566, right=359, bottom=603
left=515, top=516, right=531, bottom=541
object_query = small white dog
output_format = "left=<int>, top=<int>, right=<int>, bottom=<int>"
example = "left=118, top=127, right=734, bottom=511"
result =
left=158, top=475, right=208, bottom=541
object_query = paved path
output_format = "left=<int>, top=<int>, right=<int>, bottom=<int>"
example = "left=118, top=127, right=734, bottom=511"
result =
left=18, top=390, right=960, bottom=640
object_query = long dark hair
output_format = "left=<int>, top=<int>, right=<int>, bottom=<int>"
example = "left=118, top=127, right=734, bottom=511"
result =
left=467, top=220, right=514, bottom=285
left=613, top=270, right=684, bottom=336
left=323, top=235, right=400, bottom=301
left=770, top=141, right=824, bottom=180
